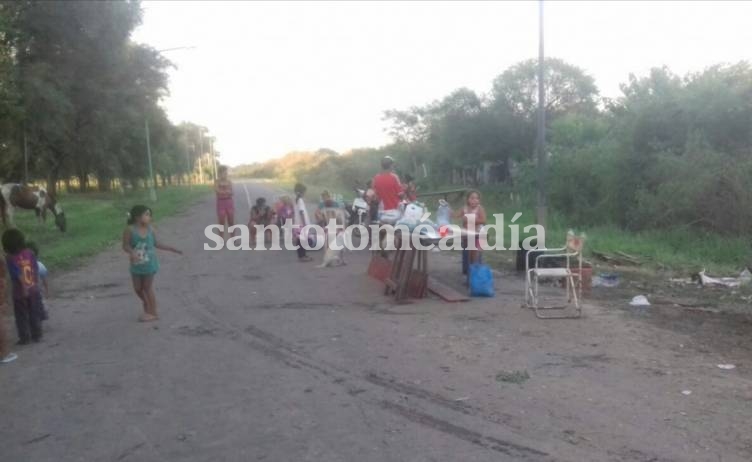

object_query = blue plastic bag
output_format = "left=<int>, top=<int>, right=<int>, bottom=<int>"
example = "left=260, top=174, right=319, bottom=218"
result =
left=469, top=263, right=495, bottom=297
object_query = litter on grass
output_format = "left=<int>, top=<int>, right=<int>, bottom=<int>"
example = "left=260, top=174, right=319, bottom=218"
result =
left=629, top=295, right=650, bottom=306
left=697, top=268, right=751, bottom=288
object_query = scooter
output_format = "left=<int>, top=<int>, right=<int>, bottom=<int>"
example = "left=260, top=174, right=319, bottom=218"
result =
left=345, top=187, right=370, bottom=228
left=340, top=187, right=370, bottom=244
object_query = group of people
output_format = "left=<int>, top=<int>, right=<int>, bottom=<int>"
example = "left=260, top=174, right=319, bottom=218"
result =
left=0, top=203, right=183, bottom=364
left=369, top=156, right=487, bottom=274
left=213, top=156, right=487, bottom=270
left=0, top=158, right=488, bottom=364
left=1, top=228, right=51, bottom=364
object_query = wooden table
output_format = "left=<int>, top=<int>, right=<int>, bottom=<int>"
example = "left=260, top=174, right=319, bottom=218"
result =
left=383, top=232, right=434, bottom=302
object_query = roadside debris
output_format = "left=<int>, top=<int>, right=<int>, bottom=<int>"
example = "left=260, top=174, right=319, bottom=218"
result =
left=717, top=364, right=736, bottom=370
left=495, top=370, right=530, bottom=384
left=681, top=390, right=692, bottom=396
left=669, top=277, right=694, bottom=285
left=629, top=295, right=650, bottom=306
left=697, top=268, right=752, bottom=288
left=593, top=272, right=620, bottom=288
left=592, top=250, right=641, bottom=266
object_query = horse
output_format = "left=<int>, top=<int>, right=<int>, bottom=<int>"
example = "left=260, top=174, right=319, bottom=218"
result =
left=0, top=183, right=66, bottom=232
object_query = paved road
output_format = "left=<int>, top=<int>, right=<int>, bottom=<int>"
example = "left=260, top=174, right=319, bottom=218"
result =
left=2, top=180, right=751, bottom=462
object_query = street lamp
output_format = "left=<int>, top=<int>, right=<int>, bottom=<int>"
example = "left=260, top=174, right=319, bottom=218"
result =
left=210, top=136, right=217, bottom=180
left=145, top=118, right=157, bottom=201
left=144, top=46, right=197, bottom=202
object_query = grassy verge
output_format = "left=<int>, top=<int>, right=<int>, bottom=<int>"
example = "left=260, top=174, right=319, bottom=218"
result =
left=471, top=186, right=750, bottom=275
left=9, top=185, right=211, bottom=270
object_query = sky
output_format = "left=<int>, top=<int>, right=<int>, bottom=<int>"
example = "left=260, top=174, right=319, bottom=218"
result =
left=133, top=1, right=752, bottom=167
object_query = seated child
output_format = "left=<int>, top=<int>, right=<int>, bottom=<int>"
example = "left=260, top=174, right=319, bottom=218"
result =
left=249, top=197, right=274, bottom=242
left=315, top=190, right=341, bottom=226
left=275, top=196, right=295, bottom=227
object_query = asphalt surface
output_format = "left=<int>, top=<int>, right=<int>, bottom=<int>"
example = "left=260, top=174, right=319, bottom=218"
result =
left=2, top=180, right=751, bottom=462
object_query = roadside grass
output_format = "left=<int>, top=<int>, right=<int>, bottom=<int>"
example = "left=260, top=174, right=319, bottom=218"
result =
left=471, top=186, right=751, bottom=276
left=7, top=185, right=211, bottom=270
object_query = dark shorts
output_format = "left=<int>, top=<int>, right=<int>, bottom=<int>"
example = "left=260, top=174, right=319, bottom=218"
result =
left=13, top=292, right=43, bottom=342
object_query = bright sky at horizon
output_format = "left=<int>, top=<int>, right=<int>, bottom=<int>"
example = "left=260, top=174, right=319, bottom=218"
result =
left=133, top=1, right=752, bottom=167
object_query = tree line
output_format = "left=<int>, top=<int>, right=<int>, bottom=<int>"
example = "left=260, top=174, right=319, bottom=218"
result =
left=238, top=58, right=752, bottom=236
left=0, top=1, right=216, bottom=195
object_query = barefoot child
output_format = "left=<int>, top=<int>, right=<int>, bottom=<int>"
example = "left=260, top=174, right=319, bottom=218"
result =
left=215, top=165, right=235, bottom=240
left=2, top=229, right=42, bottom=345
left=0, top=254, right=18, bottom=363
left=456, top=190, right=486, bottom=276
left=122, top=205, right=182, bottom=322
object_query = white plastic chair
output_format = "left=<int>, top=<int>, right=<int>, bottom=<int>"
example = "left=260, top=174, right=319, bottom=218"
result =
left=525, top=232, right=585, bottom=319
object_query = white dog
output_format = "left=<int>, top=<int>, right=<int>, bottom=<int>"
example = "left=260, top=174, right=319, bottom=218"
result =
left=317, top=231, right=347, bottom=268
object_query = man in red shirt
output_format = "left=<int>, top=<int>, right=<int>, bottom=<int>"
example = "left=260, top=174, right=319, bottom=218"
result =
left=372, top=156, right=404, bottom=213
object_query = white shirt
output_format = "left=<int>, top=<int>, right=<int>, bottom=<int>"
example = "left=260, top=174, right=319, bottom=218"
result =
left=294, top=197, right=310, bottom=227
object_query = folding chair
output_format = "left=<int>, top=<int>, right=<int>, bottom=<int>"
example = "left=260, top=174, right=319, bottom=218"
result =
left=525, top=232, right=585, bottom=319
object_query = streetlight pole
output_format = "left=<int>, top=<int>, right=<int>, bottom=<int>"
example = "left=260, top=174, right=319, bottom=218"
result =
left=145, top=118, right=157, bottom=202
left=184, top=126, right=192, bottom=189
left=210, top=137, right=217, bottom=180
left=142, top=46, right=197, bottom=200
left=198, top=128, right=204, bottom=184
left=535, top=0, right=547, bottom=229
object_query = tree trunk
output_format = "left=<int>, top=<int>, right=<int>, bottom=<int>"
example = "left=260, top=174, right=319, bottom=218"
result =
left=47, top=173, right=58, bottom=197
left=98, top=178, right=111, bottom=192
left=78, top=171, right=89, bottom=193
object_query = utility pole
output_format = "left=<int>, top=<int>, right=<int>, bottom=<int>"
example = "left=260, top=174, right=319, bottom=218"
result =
left=198, top=128, right=204, bottom=184
left=536, top=0, right=547, bottom=229
left=145, top=119, right=157, bottom=202
left=141, top=46, right=196, bottom=194
left=210, top=137, right=217, bottom=180
left=23, top=130, right=29, bottom=184
left=184, top=126, right=192, bottom=189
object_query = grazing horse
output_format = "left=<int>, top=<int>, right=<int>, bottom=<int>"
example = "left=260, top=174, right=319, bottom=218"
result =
left=0, top=183, right=66, bottom=232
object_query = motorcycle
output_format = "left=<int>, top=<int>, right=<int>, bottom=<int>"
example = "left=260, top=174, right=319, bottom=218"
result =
left=346, top=187, right=370, bottom=227
left=343, top=186, right=373, bottom=242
